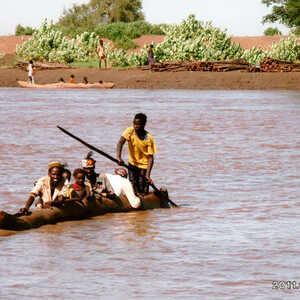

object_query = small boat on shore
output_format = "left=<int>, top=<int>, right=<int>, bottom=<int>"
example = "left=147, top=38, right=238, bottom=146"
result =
left=18, top=81, right=115, bottom=89
left=0, top=189, right=171, bottom=233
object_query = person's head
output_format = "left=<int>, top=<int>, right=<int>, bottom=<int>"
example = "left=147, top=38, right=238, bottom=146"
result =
left=47, top=161, right=64, bottom=186
left=29, top=60, right=33, bottom=64
left=149, top=44, right=153, bottom=49
left=62, top=168, right=71, bottom=182
left=114, top=167, right=128, bottom=178
left=73, top=168, right=86, bottom=185
left=70, top=74, right=75, bottom=78
left=133, top=113, right=147, bottom=132
left=59, top=77, right=65, bottom=83
left=99, top=39, right=103, bottom=46
left=81, top=152, right=96, bottom=178
left=83, top=76, right=88, bottom=84
left=99, top=80, right=103, bottom=84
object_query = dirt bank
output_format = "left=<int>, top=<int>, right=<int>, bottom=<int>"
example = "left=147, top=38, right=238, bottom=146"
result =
left=0, top=35, right=299, bottom=90
left=1, top=67, right=299, bottom=90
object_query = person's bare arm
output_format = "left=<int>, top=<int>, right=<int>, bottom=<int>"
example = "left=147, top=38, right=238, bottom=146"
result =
left=19, top=193, right=36, bottom=214
left=146, top=155, right=154, bottom=182
left=117, top=136, right=126, bottom=165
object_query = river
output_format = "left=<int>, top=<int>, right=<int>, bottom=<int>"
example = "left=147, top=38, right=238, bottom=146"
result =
left=0, top=88, right=300, bottom=299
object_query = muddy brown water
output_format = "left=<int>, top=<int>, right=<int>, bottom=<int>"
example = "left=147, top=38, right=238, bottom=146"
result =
left=0, top=88, right=300, bottom=299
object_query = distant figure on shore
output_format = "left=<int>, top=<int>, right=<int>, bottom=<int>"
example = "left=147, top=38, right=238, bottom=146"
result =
left=97, top=39, right=107, bottom=69
left=58, top=77, right=65, bottom=83
left=147, top=44, right=155, bottom=67
left=69, top=74, right=75, bottom=83
left=27, top=60, right=35, bottom=84
left=83, top=76, right=88, bottom=84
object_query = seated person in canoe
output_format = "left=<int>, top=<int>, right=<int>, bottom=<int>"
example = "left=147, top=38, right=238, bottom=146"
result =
left=82, top=77, right=89, bottom=84
left=62, top=167, right=71, bottom=185
left=18, top=161, right=69, bottom=215
left=66, top=168, right=91, bottom=207
left=98, top=167, right=141, bottom=209
left=81, top=152, right=103, bottom=200
left=69, top=74, right=75, bottom=83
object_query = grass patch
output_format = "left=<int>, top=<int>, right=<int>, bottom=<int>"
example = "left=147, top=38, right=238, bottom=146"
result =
left=69, top=58, right=99, bottom=68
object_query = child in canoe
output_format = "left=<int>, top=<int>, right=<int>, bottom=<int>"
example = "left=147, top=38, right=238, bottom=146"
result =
left=66, top=168, right=91, bottom=207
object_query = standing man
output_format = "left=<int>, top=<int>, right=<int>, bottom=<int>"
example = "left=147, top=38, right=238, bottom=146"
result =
left=97, top=39, right=107, bottom=69
left=117, top=113, right=157, bottom=195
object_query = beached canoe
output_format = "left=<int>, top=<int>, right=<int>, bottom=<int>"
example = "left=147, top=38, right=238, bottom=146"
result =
left=0, top=189, right=170, bottom=233
left=18, top=81, right=115, bottom=89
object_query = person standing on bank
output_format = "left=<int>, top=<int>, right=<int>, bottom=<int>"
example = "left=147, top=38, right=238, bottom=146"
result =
left=27, top=60, right=35, bottom=84
left=97, top=39, right=107, bottom=69
left=147, top=44, right=155, bottom=67
left=117, top=113, right=157, bottom=195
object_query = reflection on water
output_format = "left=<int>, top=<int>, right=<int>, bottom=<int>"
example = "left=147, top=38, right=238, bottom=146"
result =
left=0, top=88, right=300, bottom=299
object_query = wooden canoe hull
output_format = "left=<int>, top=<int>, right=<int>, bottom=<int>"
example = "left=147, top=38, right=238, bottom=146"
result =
left=0, top=189, right=170, bottom=233
left=18, top=81, right=115, bottom=89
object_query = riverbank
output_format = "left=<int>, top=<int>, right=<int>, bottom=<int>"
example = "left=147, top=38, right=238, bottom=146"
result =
left=1, top=67, right=300, bottom=90
left=1, top=34, right=300, bottom=90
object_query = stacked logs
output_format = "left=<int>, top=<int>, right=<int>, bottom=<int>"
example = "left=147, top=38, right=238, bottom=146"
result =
left=141, top=61, right=189, bottom=72
left=141, top=59, right=250, bottom=72
left=189, top=59, right=250, bottom=72
left=16, top=61, right=72, bottom=71
left=259, top=58, right=300, bottom=72
left=141, top=58, right=300, bottom=73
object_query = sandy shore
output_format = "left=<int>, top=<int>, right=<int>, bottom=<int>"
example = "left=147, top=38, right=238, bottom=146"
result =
left=0, top=67, right=300, bottom=90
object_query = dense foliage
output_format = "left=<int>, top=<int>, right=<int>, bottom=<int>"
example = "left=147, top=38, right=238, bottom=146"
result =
left=16, top=20, right=99, bottom=63
left=111, top=15, right=300, bottom=66
left=58, top=0, right=144, bottom=29
left=262, top=0, right=300, bottom=32
left=15, top=24, right=35, bottom=36
left=16, top=16, right=300, bottom=66
left=56, top=20, right=164, bottom=50
left=264, top=27, right=282, bottom=35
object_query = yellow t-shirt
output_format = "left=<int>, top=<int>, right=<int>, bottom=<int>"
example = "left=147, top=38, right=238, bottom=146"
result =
left=122, top=126, right=157, bottom=169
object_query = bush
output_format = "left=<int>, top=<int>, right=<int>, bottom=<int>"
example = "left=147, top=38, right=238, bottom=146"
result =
left=264, top=27, right=282, bottom=36
left=15, top=24, right=35, bottom=36
left=15, top=16, right=300, bottom=67
left=16, top=20, right=98, bottom=63
left=113, top=38, right=139, bottom=50
left=291, top=27, right=300, bottom=36
left=57, top=21, right=164, bottom=41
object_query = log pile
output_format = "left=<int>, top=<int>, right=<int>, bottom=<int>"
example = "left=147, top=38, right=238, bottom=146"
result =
left=259, top=58, right=300, bottom=72
left=141, top=61, right=189, bottom=72
left=141, top=59, right=250, bottom=72
left=140, top=58, right=300, bottom=73
left=188, top=59, right=250, bottom=72
left=16, top=61, right=72, bottom=71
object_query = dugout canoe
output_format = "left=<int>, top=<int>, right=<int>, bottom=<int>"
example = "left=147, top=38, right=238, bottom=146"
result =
left=0, top=189, right=170, bottom=233
left=18, top=81, right=115, bottom=89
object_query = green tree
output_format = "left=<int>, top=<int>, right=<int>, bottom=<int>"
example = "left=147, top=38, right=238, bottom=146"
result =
left=15, top=24, right=35, bottom=36
left=264, top=27, right=282, bottom=35
left=262, top=0, right=300, bottom=28
left=58, top=0, right=144, bottom=29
